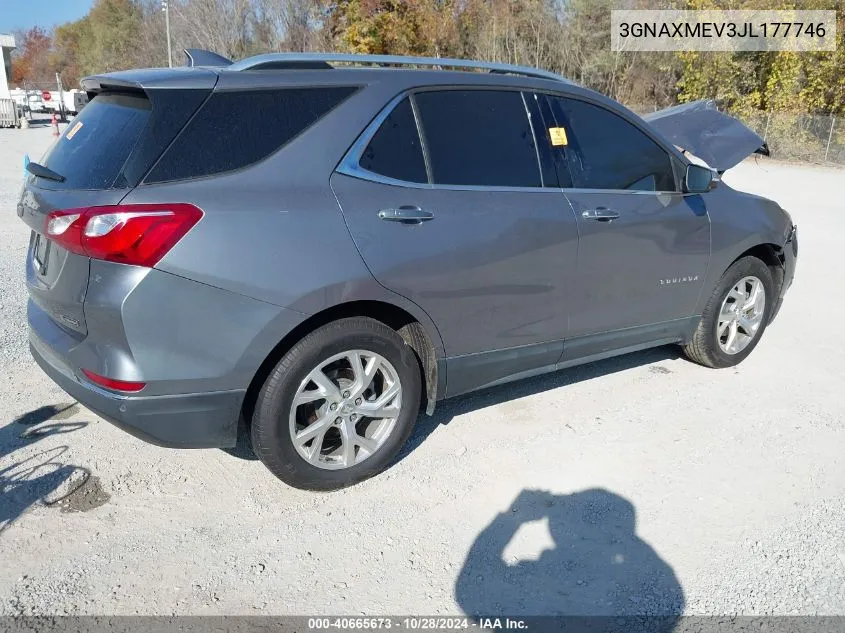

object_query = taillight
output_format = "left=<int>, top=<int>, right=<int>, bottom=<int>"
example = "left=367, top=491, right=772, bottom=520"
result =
left=46, top=212, right=81, bottom=235
left=82, top=369, right=146, bottom=393
left=45, top=203, right=202, bottom=267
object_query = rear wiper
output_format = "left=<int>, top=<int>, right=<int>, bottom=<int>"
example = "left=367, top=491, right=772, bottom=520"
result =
left=26, top=161, right=66, bottom=183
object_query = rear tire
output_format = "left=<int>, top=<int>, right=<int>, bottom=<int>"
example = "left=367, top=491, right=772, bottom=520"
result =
left=683, top=256, right=774, bottom=368
left=250, top=317, right=421, bottom=491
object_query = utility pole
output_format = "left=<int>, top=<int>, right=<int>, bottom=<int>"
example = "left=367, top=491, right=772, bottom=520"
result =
left=162, top=0, right=172, bottom=68
left=56, top=72, right=66, bottom=123
left=824, top=116, right=836, bottom=163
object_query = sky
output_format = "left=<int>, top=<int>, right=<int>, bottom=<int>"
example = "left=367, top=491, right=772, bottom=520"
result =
left=0, top=0, right=94, bottom=35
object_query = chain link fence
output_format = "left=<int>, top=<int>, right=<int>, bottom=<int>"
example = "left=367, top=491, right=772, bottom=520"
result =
left=630, top=104, right=844, bottom=167
left=738, top=110, right=843, bottom=166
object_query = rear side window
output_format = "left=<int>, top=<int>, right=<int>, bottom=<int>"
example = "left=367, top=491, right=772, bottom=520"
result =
left=414, top=90, right=541, bottom=188
left=548, top=96, right=676, bottom=191
left=359, top=97, right=427, bottom=183
left=146, top=86, right=357, bottom=183
left=42, top=93, right=151, bottom=190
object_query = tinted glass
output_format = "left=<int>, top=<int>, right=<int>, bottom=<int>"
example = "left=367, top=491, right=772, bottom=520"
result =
left=414, top=90, right=541, bottom=187
left=360, top=97, right=426, bottom=183
left=530, top=92, right=573, bottom=188
left=147, top=87, right=356, bottom=183
left=548, top=97, right=676, bottom=191
left=119, top=88, right=210, bottom=187
left=41, top=93, right=151, bottom=190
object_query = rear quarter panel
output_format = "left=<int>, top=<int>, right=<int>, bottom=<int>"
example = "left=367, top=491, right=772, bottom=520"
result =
left=82, top=262, right=304, bottom=396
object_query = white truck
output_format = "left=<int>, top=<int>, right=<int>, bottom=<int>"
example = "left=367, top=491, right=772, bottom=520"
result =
left=10, top=89, right=46, bottom=113
left=43, top=89, right=89, bottom=115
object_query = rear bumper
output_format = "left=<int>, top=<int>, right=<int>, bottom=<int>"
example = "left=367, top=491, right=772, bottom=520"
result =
left=24, top=257, right=303, bottom=449
left=30, top=331, right=242, bottom=449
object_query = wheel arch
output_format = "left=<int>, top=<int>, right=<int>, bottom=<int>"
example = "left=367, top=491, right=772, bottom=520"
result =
left=696, top=240, right=786, bottom=317
left=241, top=300, right=442, bottom=428
left=684, top=242, right=782, bottom=367
left=729, top=242, right=786, bottom=298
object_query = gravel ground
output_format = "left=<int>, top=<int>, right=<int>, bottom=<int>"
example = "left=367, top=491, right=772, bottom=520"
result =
left=1, top=124, right=844, bottom=617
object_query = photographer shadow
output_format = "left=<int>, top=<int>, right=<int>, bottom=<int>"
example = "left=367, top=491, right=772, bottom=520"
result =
left=455, top=489, right=684, bottom=630
left=1, top=404, right=89, bottom=534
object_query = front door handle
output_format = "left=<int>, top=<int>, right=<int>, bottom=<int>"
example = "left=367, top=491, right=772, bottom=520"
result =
left=582, top=207, right=620, bottom=222
left=378, top=206, right=434, bottom=224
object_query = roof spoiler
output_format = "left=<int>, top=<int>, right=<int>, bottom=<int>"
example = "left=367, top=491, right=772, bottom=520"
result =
left=80, top=67, right=219, bottom=95
left=80, top=75, right=145, bottom=94
left=184, top=48, right=233, bottom=68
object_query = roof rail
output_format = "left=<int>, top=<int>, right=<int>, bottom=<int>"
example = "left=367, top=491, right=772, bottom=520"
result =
left=225, top=52, right=574, bottom=84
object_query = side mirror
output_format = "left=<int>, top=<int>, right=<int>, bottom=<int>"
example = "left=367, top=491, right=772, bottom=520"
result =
left=685, top=164, right=718, bottom=193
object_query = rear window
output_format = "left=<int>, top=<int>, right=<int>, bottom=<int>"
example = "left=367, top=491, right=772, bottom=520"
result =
left=146, top=86, right=357, bottom=183
left=42, top=93, right=151, bottom=190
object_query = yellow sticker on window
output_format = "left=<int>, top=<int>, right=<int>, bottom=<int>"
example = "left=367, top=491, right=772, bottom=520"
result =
left=549, top=127, right=568, bottom=146
left=65, top=121, right=83, bottom=140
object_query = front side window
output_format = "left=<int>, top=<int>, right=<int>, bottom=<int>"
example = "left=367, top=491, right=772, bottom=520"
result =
left=359, top=97, right=427, bottom=183
left=547, top=96, right=676, bottom=192
left=414, top=90, right=542, bottom=188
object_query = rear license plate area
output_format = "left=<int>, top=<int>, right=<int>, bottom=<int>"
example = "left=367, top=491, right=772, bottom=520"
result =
left=33, top=232, right=51, bottom=275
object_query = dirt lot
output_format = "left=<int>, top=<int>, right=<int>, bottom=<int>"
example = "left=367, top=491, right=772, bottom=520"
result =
left=1, top=124, right=843, bottom=617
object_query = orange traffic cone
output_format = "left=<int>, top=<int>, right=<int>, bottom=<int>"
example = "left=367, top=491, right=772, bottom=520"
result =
left=51, top=113, right=59, bottom=137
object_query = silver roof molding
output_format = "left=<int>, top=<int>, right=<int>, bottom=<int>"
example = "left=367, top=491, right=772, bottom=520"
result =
left=225, top=52, right=575, bottom=84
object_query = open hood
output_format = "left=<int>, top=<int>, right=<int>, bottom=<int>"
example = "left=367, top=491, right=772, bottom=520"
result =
left=643, top=100, right=769, bottom=172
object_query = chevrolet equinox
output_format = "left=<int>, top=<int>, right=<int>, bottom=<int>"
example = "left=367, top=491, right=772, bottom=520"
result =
left=20, top=52, right=797, bottom=490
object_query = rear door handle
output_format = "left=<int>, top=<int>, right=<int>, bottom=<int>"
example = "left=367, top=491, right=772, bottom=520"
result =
left=582, top=207, right=620, bottom=222
left=378, top=206, right=434, bottom=224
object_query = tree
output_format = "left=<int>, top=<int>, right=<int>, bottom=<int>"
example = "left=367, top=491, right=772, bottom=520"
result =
left=10, top=27, right=55, bottom=86
left=53, top=18, right=91, bottom=88
left=676, top=0, right=845, bottom=116
left=169, top=0, right=258, bottom=60
left=6, top=0, right=843, bottom=118
left=80, top=0, right=144, bottom=74
left=253, top=0, right=329, bottom=52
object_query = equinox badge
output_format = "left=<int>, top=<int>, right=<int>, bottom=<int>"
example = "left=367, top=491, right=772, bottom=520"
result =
left=660, top=275, right=700, bottom=285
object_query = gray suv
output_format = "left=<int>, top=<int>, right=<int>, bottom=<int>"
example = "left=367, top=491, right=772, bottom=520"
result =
left=20, top=52, right=797, bottom=490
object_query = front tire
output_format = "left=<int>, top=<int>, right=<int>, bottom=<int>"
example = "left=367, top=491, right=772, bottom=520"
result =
left=251, top=317, right=421, bottom=491
left=683, top=256, right=774, bottom=368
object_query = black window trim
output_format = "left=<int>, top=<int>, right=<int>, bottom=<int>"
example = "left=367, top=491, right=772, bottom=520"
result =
left=408, top=93, right=434, bottom=185
left=532, top=89, right=687, bottom=195
left=524, top=91, right=561, bottom=188
left=520, top=91, right=548, bottom=188
left=336, top=86, right=556, bottom=193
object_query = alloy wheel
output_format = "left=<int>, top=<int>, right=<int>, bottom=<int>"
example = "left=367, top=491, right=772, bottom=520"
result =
left=717, top=276, right=766, bottom=355
left=289, top=350, right=402, bottom=470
